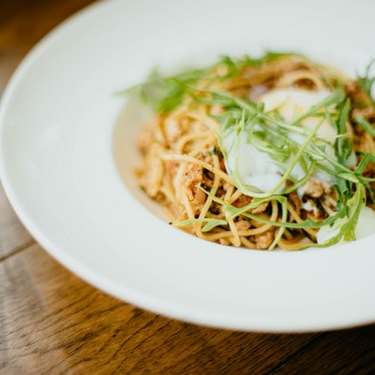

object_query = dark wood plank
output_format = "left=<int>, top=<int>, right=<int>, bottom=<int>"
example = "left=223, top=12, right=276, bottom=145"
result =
left=0, top=48, right=25, bottom=93
left=0, top=0, right=95, bottom=51
left=0, top=183, right=33, bottom=261
left=268, top=327, right=375, bottom=375
left=0, top=244, right=319, bottom=374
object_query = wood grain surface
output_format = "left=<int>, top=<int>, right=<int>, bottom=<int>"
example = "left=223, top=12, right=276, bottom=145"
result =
left=0, top=1, right=374, bottom=374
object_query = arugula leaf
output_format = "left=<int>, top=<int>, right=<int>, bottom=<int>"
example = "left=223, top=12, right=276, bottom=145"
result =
left=217, top=55, right=241, bottom=79
left=201, top=219, right=228, bottom=232
left=337, top=173, right=359, bottom=183
left=341, top=184, right=366, bottom=241
left=205, top=89, right=363, bottom=197
left=241, top=50, right=302, bottom=67
left=296, top=184, right=366, bottom=249
left=357, top=59, right=375, bottom=107
left=199, top=185, right=341, bottom=230
left=355, top=152, right=375, bottom=175
left=242, top=209, right=342, bottom=229
left=333, top=98, right=353, bottom=215
left=217, top=50, right=301, bottom=79
left=122, top=51, right=304, bottom=112
left=121, top=67, right=206, bottom=113
left=335, top=178, right=350, bottom=215
left=335, top=99, right=352, bottom=162
left=354, top=115, right=375, bottom=137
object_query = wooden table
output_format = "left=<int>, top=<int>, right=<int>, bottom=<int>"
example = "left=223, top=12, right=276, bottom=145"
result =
left=1, top=1, right=375, bottom=374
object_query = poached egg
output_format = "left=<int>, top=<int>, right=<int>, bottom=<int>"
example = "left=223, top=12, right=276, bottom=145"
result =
left=222, top=87, right=337, bottom=193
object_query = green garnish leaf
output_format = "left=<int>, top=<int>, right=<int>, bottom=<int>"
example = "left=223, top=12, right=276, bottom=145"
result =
left=357, top=59, right=375, bottom=108
left=355, top=152, right=375, bottom=174
left=120, top=67, right=206, bottom=113
left=354, top=115, right=375, bottom=137
left=201, top=219, right=228, bottom=232
left=341, top=184, right=366, bottom=241
left=335, top=98, right=352, bottom=163
left=337, top=173, right=359, bottom=183
left=241, top=50, right=302, bottom=67
left=217, top=50, right=302, bottom=79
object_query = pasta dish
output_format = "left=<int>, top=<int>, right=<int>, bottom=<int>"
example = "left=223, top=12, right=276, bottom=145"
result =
left=124, top=51, right=375, bottom=250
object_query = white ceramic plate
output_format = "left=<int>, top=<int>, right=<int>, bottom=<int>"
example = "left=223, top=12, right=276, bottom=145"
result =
left=1, top=0, right=375, bottom=333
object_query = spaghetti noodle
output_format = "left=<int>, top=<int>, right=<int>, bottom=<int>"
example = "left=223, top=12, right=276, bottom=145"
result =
left=126, top=52, right=375, bottom=250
